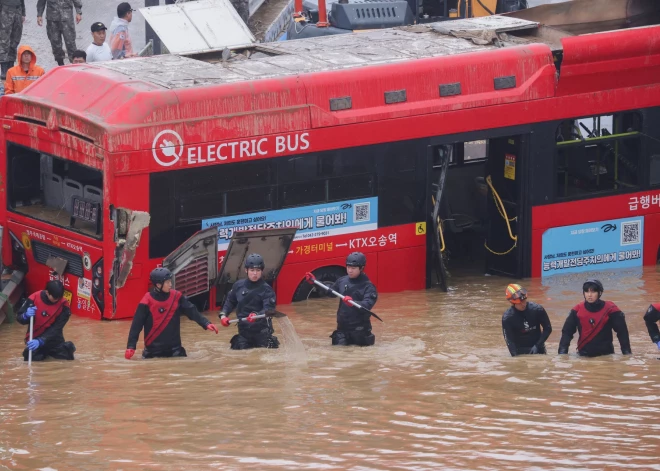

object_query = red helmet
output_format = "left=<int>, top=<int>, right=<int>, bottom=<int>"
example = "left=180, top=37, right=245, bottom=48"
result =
left=505, top=283, right=527, bottom=304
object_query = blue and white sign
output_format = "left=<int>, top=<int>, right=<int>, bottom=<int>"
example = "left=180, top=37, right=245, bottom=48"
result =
left=203, top=197, right=378, bottom=250
left=542, top=216, right=644, bottom=277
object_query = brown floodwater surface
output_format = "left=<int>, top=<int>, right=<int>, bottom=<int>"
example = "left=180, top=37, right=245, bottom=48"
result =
left=1, top=267, right=660, bottom=470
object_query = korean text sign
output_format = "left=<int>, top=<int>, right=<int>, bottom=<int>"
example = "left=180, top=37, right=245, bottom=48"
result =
left=541, top=217, right=643, bottom=277
left=203, top=197, right=378, bottom=250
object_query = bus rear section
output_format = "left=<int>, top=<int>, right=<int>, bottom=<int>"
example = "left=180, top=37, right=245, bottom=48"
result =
left=2, top=140, right=107, bottom=318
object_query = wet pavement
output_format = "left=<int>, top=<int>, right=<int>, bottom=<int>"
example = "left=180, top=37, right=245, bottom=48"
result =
left=1, top=266, right=660, bottom=470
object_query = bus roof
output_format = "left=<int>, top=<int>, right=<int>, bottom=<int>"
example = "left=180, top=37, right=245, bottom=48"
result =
left=2, top=17, right=659, bottom=155
left=94, top=16, right=548, bottom=89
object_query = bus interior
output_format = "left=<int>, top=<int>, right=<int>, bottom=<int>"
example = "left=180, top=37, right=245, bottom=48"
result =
left=6, top=143, right=103, bottom=238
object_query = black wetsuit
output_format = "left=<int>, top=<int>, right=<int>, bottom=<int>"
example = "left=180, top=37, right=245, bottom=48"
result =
left=643, top=303, right=660, bottom=344
left=221, top=278, right=279, bottom=350
left=501, top=301, right=552, bottom=356
left=558, top=299, right=632, bottom=357
left=17, top=291, right=75, bottom=361
left=127, top=289, right=212, bottom=358
left=329, top=273, right=378, bottom=346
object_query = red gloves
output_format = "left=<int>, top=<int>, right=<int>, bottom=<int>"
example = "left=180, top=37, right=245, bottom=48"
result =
left=247, top=312, right=258, bottom=323
left=207, top=323, right=219, bottom=334
left=125, top=349, right=135, bottom=360
left=305, top=272, right=316, bottom=284
left=342, top=296, right=354, bottom=307
left=220, top=317, right=230, bottom=327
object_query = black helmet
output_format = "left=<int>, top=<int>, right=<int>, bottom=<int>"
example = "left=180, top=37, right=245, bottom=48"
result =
left=46, top=280, right=65, bottom=300
left=346, top=252, right=366, bottom=268
left=150, top=267, right=173, bottom=285
left=245, top=253, right=265, bottom=270
left=583, top=278, right=604, bottom=293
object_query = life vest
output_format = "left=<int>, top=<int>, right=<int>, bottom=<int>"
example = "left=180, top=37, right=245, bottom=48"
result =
left=26, top=291, right=68, bottom=340
left=575, top=300, right=618, bottom=351
left=141, top=290, right=182, bottom=347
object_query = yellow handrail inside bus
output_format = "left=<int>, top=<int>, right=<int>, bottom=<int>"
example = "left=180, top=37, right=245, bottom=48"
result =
left=431, top=195, right=446, bottom=252
left=555, top=131, right=640, bottom=146
left=485, top=175, right=517, bottom=256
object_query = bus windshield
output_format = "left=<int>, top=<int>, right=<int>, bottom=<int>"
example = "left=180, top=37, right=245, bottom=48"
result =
left=6, top=142, right=103, bottom=238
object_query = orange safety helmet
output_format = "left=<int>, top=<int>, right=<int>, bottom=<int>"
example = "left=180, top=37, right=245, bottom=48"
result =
left=505, top=283, right=527, bottom=304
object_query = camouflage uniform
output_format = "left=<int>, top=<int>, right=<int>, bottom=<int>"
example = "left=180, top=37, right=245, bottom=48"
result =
left=36, top=0, right=82, bottom=64
left=0, top=0, right=25, bottom=64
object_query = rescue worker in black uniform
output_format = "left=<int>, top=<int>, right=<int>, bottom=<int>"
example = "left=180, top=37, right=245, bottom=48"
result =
left=501, top=283, right=552, bottom=356
left=17, top=280, right=76, bottom=361
left=327, top=252, right=378, bottom=347
left=558, top=279, right=632, bottom=357
left=642, top=302, right=660, bottom=352
left=125, top=267, right=218, bottom=359
left=219, top=253, right=279, bottom=350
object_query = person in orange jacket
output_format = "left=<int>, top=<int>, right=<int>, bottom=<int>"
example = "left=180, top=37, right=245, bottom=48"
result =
left=4, top=45, right=45, bottom=95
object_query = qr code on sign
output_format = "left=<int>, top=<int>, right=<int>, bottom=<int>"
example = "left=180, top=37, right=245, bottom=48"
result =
left=621, top=220, right=641, bottom=245
left=354, top=202, right=370, bottom=222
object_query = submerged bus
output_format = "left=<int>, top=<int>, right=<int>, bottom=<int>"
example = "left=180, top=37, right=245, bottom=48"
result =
left=1, top=16, right=659, bottom=319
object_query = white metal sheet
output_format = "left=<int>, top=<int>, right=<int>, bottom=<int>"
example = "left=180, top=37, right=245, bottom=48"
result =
left=432, top=16, right=539, bottom=33
left=139, top=0, right=255, bottom=55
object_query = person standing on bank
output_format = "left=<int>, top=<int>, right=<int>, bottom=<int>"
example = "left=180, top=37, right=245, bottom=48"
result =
left=0, top=0, right=26, bottom=82
left=85, top=22, right=111, bottom=62
left=71, top=49, right=85, bottom=63
left=3, top=45, right=45, bottom=94
left=558, top=279, right=632, bottom=357
left=219, top=254, right=280, bottom=350
left=502, top=283, right=552, bottom=356
left=37, top=0, right=82, bottom=66
left=17, top=280, right=76, bottom=361
left=326, top=252, right=378, bottom=347
left=125, top=268, right=218, bottom=359
left=109, top=2, right=135, bottom=60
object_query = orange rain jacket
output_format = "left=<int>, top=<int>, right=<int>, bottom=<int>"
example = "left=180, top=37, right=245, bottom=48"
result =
left=4, top=45, right=45, bottom=95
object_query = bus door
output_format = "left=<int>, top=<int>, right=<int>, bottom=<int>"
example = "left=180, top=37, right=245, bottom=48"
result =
left=430, top=145, right=452, bottom=291
left=484, top=135, right=525, bottom=277
left=161, top=226, right=218, bottom=311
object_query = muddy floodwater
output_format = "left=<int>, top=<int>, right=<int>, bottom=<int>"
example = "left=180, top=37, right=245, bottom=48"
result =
left=2, top=268, right=660, bottom=470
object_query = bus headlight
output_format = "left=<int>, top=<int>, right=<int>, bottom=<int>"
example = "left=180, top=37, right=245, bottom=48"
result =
left=9, top=231, right=27, bottom=271
left=92, top=258, right=104, bottom=314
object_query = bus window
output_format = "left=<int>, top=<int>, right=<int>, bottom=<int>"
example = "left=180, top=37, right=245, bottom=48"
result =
left=226, top=187, right=274, bottom=214
left=555, top=112, right=641, bottom=199
left=328, top=174, right=374, bottom=201
left=7, top=143, right=103, bottom=237
left=280, top=180, right=326, bottom=208
left=464, top=140, right=488, bottom=162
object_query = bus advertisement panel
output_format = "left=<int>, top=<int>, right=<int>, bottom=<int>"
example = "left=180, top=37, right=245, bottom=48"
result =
left=541, top=217, right=644, bottom=277
left=202, top=197, right=378, bottom=250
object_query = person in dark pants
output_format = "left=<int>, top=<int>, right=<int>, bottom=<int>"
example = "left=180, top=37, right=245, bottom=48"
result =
left=0, top=0, right=25, bottom=80
left=125, top=268, right=218, bottom=359
left=37, top=0, right=82, bottom=66
left=558, top=279, right=632, bottom=357
left=327, top=252, right=378, bottom=347
left=642, top=303, right=660, bottom=352
left=17, top=280, right=76, bottom=361
left=502, top=283, right=552, bottom=356
left=219, top=253, right=279, bottom=350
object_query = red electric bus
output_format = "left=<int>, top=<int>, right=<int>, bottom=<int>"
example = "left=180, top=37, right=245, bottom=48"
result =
left=1, top=17, right=659, bottom=319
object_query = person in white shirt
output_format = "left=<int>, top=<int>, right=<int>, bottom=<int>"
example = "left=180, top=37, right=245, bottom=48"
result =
left=85, top=22, right=112, bottom=63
